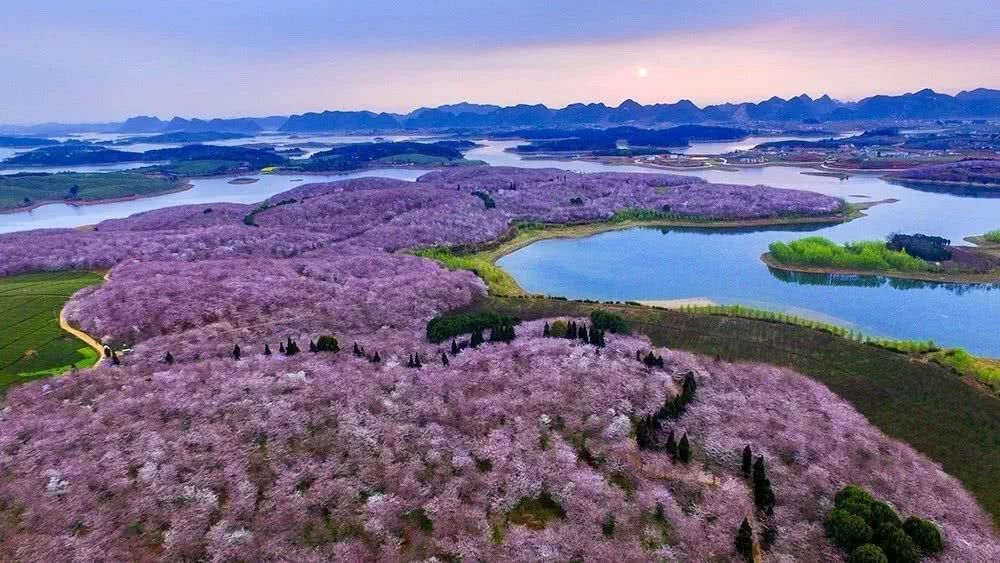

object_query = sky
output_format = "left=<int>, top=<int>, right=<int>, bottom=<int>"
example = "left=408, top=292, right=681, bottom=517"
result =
left=3, top=0, right=1000, bottom=123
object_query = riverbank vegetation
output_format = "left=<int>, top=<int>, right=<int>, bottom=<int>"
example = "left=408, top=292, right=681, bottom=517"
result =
left=767, top=235, right=1000, bottom=282
left=984, top=229, right=1000, bottom=243
left=0, top=171, right=188, bottom=210
left=768, top=236, right=929, bottom=272
left=0, top=271, right=104, bottom=390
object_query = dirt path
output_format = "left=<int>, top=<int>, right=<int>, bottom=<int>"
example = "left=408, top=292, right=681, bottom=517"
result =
left=57, top=270, right=110, bottom=366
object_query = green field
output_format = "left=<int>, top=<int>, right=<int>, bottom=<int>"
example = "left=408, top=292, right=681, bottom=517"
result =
left=0, top=172, right=188, bottom=210
left=469, top=296, right=1000, bottom=526
left=0, top=271, right=105, bottom=390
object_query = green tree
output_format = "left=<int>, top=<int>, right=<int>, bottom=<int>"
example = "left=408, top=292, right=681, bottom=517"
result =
left=902, top=516, right=943, bottom=554
left=825, top=509, right=873, bottom=552
left=232, top=344, right=241, bottom=360
left=742, top=445, right=753, bottom=476
left=848, top=544, right=888, bottom=563
left=878, top=524, right=920, bottom=563
left=734, top=518, right=754, bottom=561
left=601, top=513, right=616, bottom=538
left=678, top=433, right=691, bottom=463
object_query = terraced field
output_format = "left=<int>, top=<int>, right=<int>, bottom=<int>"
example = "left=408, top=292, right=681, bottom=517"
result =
left=0, top=271, right=104, bottom=390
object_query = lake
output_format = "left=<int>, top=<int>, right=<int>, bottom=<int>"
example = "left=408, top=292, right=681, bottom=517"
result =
left=2, top=137, right=998, bottom=354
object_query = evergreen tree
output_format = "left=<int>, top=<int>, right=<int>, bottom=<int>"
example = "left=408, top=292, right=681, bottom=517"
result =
left=372, top=351, right=381, bottom=363
left=279, top=342, right=286, bottom=354
left=164, top=351, right=174, bottom=364
left=441, top=352, right=449, bottom=366
left=636, top=349, right=642, bottom=361
left=407, top=354, right=414, bottom=368
left=233, top=344, right=241, bottom=360
left=450, top=339, right=460, bottom=355
left=602, top=513, right=616, bottom=538
left=753, top=456, right=766, bottom=485
left=754, top=477, right=776, bottom=514
left=665, top=430, right=677, bottom=458
left=111, top=350, right=121, bottom=365
left=579, top=325, right=589, bottom=343
left=470, top=330, right=484, bottom=348
left=543, top=322, right=550, bottom=337
left=678, top=433, right=691, bottom=463
left=415, top=353, right=422, bottom=368
left=353, top=342, right=362, bottom=356
left=735, top=518, right=754, bottom=561
left=103, top=345, right=111, bottom=358
left=681, top=372, right=697, bottom=403
left=264, top=343, right=272, bottom=356
left=742, top=445, right=753, bottom=476
left=309, top=340, right=318, bottom=353
left=286, top=339, right=299, bottom=356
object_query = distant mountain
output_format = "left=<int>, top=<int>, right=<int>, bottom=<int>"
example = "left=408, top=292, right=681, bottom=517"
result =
left=826, top=88, right=1000, bottom=120
left=280, top=110, right=401, bottom=132
left=13, top=87, right=1000, bottom=136
left=164, top=117, right=263, bottom=134
left=119, top=115, right=166, bottom=133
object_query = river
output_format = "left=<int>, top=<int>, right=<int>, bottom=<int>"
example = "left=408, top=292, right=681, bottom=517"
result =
left=2, top=137, right=998, bottom=354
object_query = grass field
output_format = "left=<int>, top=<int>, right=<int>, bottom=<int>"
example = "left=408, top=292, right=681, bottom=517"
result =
left=0, top=172, right=188, bottom=210
left=469, top=296, right=1000, bottom=526
left=0, top=271, right=105, bottom=390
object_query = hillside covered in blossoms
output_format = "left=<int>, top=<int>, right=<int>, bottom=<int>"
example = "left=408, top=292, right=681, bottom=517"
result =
left=0, top=168, right=996, bottom=561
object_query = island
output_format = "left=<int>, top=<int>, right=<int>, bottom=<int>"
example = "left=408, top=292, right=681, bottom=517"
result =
left=0, top=171, right=190, bottom=212
left=762, top=234, right=1000, bottom=283
left=887, top=159, right=1000, bottom=188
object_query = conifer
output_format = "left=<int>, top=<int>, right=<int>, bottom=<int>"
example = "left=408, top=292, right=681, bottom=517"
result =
left=164, top=351, right=174, bottom=364
left=678, top=433, right=691, bottom=463
left=442, top=352, right=449, bottom=366
left=735, top=518, right=754, bottom=561
left=233, top=344, right=241, bottom=360
left=451, top=339, right=460, bottom=355
left=264, top=343, right=272, bottom=356
left=742, top=445, right=753, bottom=476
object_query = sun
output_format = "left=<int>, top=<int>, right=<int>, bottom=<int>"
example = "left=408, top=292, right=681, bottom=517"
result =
left=637, top=67, right=649, bottom=79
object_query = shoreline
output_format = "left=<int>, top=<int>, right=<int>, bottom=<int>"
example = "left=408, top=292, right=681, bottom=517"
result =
left=418, top=206, right=873, bottom=297
left=0, top=182, right=194, bottom=215
left=760, top=252, right=1000, bottom=284
left=884, top=177, right=1000, bottom=189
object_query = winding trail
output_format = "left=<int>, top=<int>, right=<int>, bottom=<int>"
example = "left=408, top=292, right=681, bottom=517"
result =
left=57, top=270, right=110, bottom=366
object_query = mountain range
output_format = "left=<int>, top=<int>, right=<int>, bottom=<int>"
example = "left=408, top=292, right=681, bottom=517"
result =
left=6, top=88, right=1000, bottom=136
left=276, top=88, right=1000, bottom=132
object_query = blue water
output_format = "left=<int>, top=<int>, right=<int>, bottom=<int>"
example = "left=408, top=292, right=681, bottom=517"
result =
left=2, top=137, right=998, bottom=354
left=473, top=142, right=1000, bottom=355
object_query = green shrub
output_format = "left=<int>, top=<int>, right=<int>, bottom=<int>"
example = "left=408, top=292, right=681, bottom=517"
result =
left=426, top=312, right=518, bottom=343
left=878, top=524, right=920, bottom=563
left=315, top=336, right=339, bottom=352
left=983, top=229, right=1000, bottom=243
left=902, top=516, right=943, bottom=554
left=839, top=498, right=874, bottom=523
left=590, top=310, right=629, bottom=334
left=548, top=320, right=568, bottom=338
left=868, top=501, right=901, bottom=529
left=471, top=191, right=496, bottom=209
left=768, top=236, right=928, bottom=272
left=825, top=509, right=873, bottom=551
left=848, top=544, right=888, bottom=563
left=835, top=485, right=875, bottom=508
